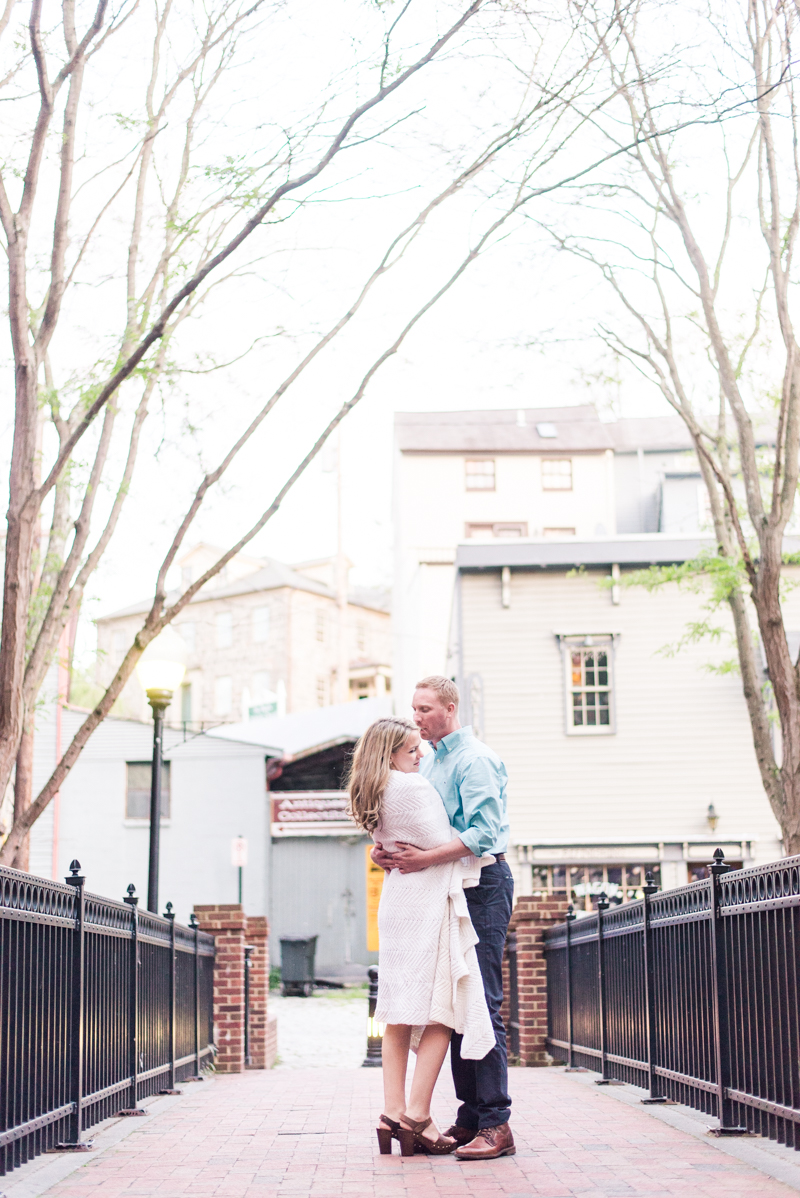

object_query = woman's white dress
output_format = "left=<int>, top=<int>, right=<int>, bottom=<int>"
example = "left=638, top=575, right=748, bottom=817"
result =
left=373, top=769, right=495, bottom=1060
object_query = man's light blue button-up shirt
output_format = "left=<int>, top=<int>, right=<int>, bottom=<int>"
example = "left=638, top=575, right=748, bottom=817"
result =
left=419, top=725, right=509, bottom=858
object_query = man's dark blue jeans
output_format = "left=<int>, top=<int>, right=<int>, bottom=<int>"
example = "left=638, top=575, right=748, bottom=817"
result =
left=450, top=859, right=514, bottom=1129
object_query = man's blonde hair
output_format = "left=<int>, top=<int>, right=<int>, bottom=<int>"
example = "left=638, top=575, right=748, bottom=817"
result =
left=415, top=675, right=460, bottom=710
left=346, top=717, right=417, bottom=833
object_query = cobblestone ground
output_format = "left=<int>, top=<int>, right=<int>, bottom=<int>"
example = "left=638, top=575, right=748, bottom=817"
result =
left=269, top=990, right=366, bottom=1069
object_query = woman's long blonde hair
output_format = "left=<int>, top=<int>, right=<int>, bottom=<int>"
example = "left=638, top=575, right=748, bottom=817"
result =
left=347, top=717, right=417, bottom=833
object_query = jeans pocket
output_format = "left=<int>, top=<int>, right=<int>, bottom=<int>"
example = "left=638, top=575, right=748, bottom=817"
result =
left=467, top=865, right=505, bottom=906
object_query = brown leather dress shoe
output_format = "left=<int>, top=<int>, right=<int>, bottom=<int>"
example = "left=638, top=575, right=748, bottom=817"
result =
left=454, top=1123, right=515, bottom=1160
left=443, top=1124, right=478, bottom=1147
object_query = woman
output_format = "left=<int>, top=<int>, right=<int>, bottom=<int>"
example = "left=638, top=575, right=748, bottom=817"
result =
left=348, top=716, right=494, bottom=1157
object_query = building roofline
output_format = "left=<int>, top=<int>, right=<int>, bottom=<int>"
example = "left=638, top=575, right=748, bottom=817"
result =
left=165, top=731, right=282, bottom=755
left=97, top=577, right=389, bottom=623
left=455, top=533, right=800, bottom=570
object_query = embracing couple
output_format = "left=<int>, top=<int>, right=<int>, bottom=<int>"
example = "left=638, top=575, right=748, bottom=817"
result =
left=347, top=675, right=514, bottom=1160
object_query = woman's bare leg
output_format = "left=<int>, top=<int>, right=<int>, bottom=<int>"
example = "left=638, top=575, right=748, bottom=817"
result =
left=381, top=1024, right=411, bottom=1123
left=404, top=1024, right=454, bottom=1142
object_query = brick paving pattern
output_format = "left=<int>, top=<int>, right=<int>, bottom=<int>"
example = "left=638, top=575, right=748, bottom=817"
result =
left=33, top=1066, right=798, bottom=1198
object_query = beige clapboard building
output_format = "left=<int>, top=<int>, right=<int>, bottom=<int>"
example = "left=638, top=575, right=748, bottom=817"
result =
left=96, top=545, right=391, bottom=725
left=392, top=406, right=786, bottom=908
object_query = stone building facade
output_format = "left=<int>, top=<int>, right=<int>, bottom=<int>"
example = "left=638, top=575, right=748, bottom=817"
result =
left=95, top=545, right=390, bottom=725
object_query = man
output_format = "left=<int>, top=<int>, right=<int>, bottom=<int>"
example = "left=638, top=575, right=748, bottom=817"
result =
left=371, top=675, right=514, bottom=1161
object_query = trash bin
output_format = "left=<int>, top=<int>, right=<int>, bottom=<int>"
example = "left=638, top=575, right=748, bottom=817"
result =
left=280, top=935, right=318, bottom=996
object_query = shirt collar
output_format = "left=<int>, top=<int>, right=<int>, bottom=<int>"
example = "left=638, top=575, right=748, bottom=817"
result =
left=431, top=725, right=472, bottom=756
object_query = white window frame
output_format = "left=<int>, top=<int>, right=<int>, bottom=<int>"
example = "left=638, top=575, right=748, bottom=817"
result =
left=465, top=521, right=528, bottom=539
left=465, top=458, right=496, bottom=491
left=541, top=458, right=573, bottom=491
left=556, top=633, right=618, bottom=736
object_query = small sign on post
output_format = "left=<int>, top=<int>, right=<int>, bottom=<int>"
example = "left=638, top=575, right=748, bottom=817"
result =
left=231, top=837, right=248, bottom=905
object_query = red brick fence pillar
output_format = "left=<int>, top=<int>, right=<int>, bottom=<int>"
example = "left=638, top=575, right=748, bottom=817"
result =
left=244, top=915, right=278, bottom=1069
left=501, top=894, right=571, bottom=1066
left=193, top=904, right=277, bottom=1073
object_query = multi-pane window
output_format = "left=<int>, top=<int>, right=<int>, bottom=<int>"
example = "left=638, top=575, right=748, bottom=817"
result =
left=316, top=676, right=327, bottom=706
left=541, top=458, right=573, bottom=490
left=530, top=863, right=660, bottom=911
left=465, top=522, right=528, bottom=538
left=465, top=459, right=495, bottom=491
left=567, top=646, right=613, bottom=728
left=315, top=611, right=326, bottom=643
left=253, top=606, right=270, bottom=643
left=560, top=636, right=615, bottom=734
left=126, top=761, right=171, bottom=819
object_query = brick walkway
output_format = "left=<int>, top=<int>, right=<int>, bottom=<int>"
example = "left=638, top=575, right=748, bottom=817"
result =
left=19, top=1066, right=800, bottom=1198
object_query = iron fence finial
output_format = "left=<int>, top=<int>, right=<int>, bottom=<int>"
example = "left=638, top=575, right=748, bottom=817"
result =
left=709, top=848, right=729, bottom=876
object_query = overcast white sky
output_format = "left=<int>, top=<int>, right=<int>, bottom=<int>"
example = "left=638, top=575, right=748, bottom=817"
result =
left=0, top=0, right=782, bottom=662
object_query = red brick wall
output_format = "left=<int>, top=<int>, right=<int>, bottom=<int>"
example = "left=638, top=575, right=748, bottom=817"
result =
left=502, top=894, right=571, bottom=1067
left=193, top=904, right=277, bottom=1073
left=244, top=915, right=270, bottom=1070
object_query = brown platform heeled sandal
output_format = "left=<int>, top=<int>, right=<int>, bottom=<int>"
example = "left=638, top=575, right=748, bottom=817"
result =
left=376, top=1115, right=402, bottom=1155
left=398, top=1115, right=456, bottom=1157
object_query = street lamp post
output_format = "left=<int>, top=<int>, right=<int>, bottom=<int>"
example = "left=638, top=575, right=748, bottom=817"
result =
left=145, top=688, right=170, bottom=913
left=135, top=629, right=187, bottom=914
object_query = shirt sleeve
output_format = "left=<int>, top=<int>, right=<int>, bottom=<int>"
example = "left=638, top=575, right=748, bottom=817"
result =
left=456, top=756, right=503, bottom=857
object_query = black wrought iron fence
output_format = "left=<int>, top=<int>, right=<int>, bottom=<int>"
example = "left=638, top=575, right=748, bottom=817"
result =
left=0, top=860, right=215, bottom=1177
left=544, top=849, right=800, bottom=1148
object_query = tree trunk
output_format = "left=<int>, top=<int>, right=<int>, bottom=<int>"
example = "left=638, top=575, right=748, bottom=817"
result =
left=751, top=537, right=800, bottom=854
left=13, top=718, right=34, bottom=872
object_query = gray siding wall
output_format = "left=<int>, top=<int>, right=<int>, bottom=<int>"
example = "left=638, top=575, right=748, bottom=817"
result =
left=25, top=701, right=378, bottom=971
left=30, top=707, right=269, bottom=925
left=460, top=567, right=785, bottom=853
left=270, top=835, right=377, bottom=975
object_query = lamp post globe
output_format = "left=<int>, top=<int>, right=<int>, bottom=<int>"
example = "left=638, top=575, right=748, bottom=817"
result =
left=135, top=628, right=187, bottom=913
